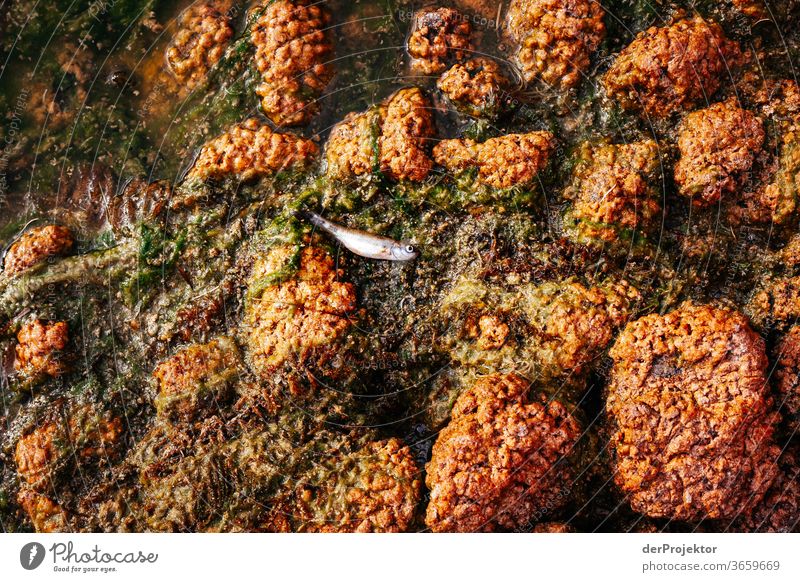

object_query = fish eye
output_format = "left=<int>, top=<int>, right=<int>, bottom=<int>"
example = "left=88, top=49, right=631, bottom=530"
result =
left=406, top=245, right=417, bottom=254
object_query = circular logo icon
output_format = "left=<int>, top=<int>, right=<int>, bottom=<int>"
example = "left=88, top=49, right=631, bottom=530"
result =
left=20, top=542, right=46, bottom=570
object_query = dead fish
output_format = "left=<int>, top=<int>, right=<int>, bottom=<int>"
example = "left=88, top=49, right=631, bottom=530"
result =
left=300, top=211, right=419, bottom=261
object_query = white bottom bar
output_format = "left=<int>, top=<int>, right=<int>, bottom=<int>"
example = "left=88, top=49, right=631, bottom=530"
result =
left=1, top=533, right=798, bottom=582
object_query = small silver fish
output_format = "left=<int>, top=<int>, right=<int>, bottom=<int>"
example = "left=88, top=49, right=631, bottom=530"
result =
left=301, top=211, right=419, bottom=261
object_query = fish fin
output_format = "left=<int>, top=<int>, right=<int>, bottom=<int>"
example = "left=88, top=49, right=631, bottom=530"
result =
left=293, top=209, right=324, bottom=226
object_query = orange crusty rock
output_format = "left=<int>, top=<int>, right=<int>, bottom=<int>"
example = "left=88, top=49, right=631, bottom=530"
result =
left=294, top=438, right=422, bottom=532
left=251, top=0, right=334, bottom=126
left=506, top=0, right=605, bottom=91
left=733, top=443, right=800, bottom=532
left=166, top=1, right=234, bottom=91
left=433, top=132, right=555, bottom=189
left=15, top=320, right=69, bottom=379
left=324, top=108, right=382, bottom=181
left=15, top=421, right=64, bottom=491
left=603, top=17, right=742, bottom=118
left=564, top=139, right=662, bottom=244
left=187, top=118, right=318, bottom=181
left=748, top=275, right=800, bottom=331
left=607, top=302, right=780, bottom=521
left=379, top=87, right=436, bottom=182
left=441, top=276, right=640, bottom=382
left=729, top=0, right=767, bottom=19
left=436, top=58, right=508, bottom=118
left=754, top=129, right=800, bottom=224
left=325, top=87, right=435, bottom=182
left=738, top=78, right=800, bottom=224
left=425, top=373, right=582, bottom=532
left=17, top=489, right=70, bottom=533
left=3, top=225, right=74, bottom=276
left=407, top=7, right=472, bottom=75
left=152, top=336, right=240, bottom=423
left=15, top=404, right=123, bottom=491
left=243, top=244, right=357, bottom=378
left=674, top=99, right=765, bottom=207
left=473, top=314, right=510, bottom=350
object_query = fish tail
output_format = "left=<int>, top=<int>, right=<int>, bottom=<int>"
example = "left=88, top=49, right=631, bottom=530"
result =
left=294, top=209, right=328, bottom=231
left=293, top=208, right=315, bottom=223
